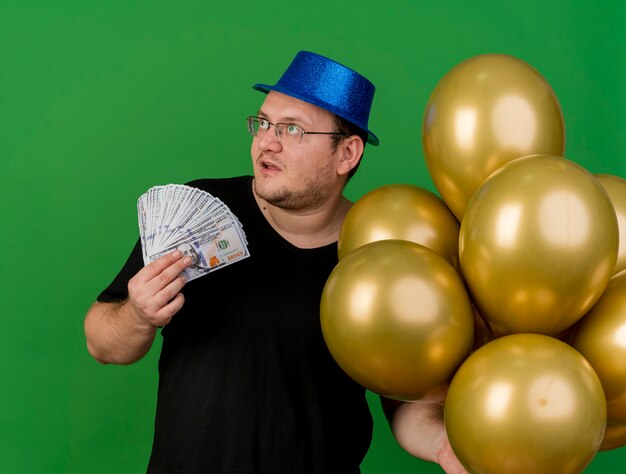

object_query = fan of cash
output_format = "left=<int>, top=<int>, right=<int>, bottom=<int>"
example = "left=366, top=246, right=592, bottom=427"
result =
left=138, top=184, right=249, bottom=282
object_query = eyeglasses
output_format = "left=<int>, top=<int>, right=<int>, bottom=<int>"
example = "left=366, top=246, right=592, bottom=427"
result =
left=246, top=116, right=346, bottom=144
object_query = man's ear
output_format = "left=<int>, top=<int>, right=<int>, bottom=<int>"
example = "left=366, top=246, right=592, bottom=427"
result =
left=337, top=135, right=364, bottom=176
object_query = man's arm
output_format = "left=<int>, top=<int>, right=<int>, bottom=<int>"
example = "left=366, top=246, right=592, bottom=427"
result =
left=381, top=387, right=468, bottom=474
left=84, top=250, right=192, bottom=365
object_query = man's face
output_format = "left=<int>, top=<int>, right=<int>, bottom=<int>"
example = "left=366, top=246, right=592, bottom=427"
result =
left=251, top=91, right=345, bottom=211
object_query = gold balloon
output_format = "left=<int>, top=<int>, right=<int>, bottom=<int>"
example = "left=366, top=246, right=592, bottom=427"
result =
left=423, top=54, right=565, bottom=220
left=460, top=154, right=619, bottom=336
left=596, top=174, right=626, bottom=276
left=571, top=272, right=626, bottom=425
left=600, top=423, right=626, bottom=451
left=338, top=184, right=460, bottom=270
left=320, top=240, right=474, bottom=400
left=445, top=334, right=607, bottom=474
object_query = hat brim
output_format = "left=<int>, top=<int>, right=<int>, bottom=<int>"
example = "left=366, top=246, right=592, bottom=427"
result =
left=253, top=83, right=379, bottom=146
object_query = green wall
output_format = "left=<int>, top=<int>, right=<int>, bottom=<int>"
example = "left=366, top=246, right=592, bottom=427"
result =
left=1, top=1, right=625, bottom=472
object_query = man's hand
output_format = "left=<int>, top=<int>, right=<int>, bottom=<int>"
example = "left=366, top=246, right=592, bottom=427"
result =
left=85, top=250, right=194, bottom=364
left=436, top=431, right=468, bottom=474
left=127, top=250, right=193, bottom=327
left=381, top=385, right=468, bottom=474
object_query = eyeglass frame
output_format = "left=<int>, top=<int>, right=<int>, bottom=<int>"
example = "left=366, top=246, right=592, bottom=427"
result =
left=246, top=116, right=346, bottom=144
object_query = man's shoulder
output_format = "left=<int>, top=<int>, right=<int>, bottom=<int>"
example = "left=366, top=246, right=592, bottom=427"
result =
left=184, top=175, right=252, bottom=193
left=183, top=176, right=254, bottom=213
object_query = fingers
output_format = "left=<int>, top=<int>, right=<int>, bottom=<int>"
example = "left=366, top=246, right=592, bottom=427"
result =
left=152, top=272, right=188, bottom=310
left=132, top=251, right=191, bottom=294
left=137, top=250, right=187, bottom=282
left=438, top=432, right=468, bottom=474
left=127, top=250, right=193, bottom=326
left=156, top=292, right=185, bottom=324
left=136, top=250, right=183, bottom=281
left=140, top=250, right=184, bottom=280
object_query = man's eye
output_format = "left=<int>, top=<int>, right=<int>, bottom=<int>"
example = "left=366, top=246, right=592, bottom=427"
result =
left=286, top=124, right=301, bottom=136
left=259, top=119, right=270, bottom=129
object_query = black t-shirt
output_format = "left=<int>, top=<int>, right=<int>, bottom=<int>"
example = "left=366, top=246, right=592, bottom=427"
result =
left=98, top=176, right=373, bottom=473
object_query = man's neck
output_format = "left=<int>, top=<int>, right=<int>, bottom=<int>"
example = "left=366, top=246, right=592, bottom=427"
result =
left=252, top=186, right=352, bottom=249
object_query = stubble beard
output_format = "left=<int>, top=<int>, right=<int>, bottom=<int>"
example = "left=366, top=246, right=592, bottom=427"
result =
left=254, top=160, right=336, bottom=211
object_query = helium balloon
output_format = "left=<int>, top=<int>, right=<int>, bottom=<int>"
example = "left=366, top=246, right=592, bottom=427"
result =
left=460, top=154, right=618, bottom=336
left=320, top=240, right=474, bottom=400
left=571, top=272, right=626, bottom=425
left=600, top=423, right=626, bottom=451
left=423, top=54, right=565, bottom=220
left=445, top=334, right=606, bottom=474
left=338, top=184, right=460, bottom=270
left=596, top=174, right=626, bottom=275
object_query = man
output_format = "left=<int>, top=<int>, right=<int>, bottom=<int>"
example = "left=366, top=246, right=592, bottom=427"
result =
left=84, top=51, right=466, bottom=473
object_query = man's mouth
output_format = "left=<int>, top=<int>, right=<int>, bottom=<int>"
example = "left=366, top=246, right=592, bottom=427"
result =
left=259, top=158, right=282, bottom=172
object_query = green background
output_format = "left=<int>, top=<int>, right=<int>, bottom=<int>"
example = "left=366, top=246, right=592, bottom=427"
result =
left=2, top=0, right=625, bottom=472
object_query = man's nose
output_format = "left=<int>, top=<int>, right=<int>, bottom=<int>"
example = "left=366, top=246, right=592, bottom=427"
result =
left=258, top=126, right=282, bottom=151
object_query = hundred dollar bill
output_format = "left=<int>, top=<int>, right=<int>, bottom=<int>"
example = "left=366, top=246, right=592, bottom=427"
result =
left=137, top=184, right=249, bottom=281
left=148, top=220, right=249, bottom=281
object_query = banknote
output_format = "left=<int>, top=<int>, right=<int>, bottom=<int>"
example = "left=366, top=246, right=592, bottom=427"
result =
left=137, top=184, right=249, bottom=282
